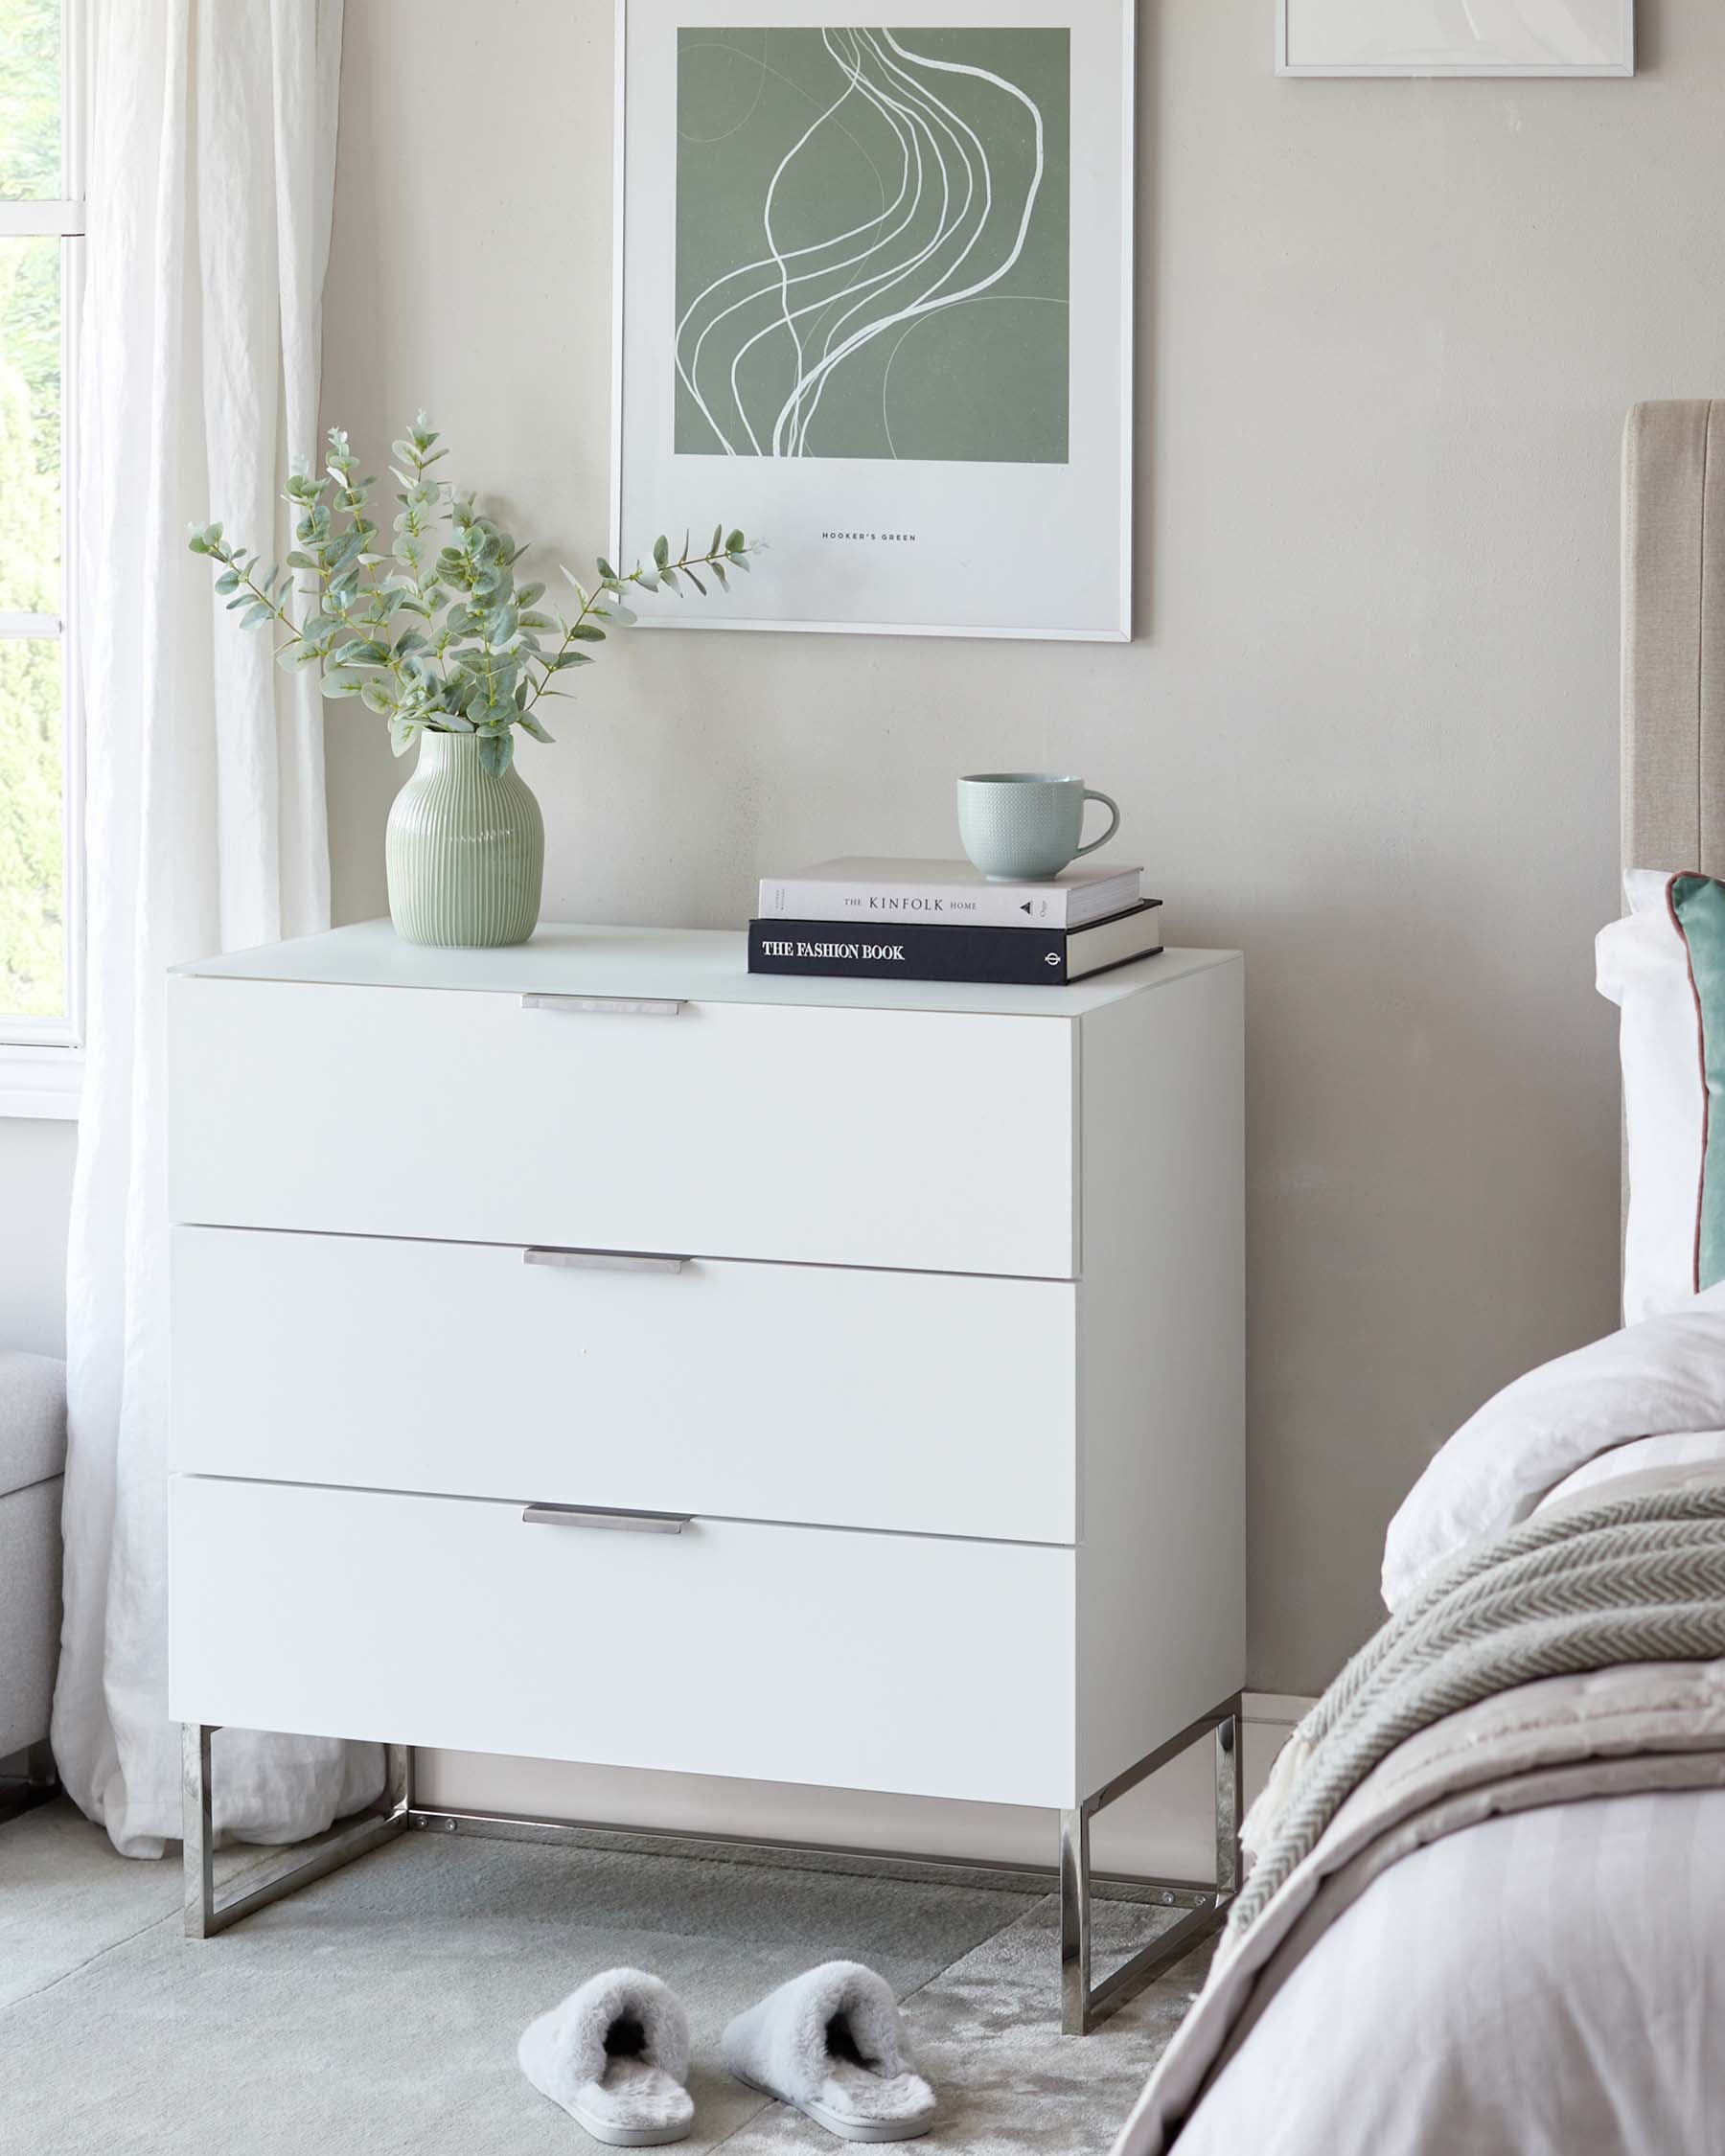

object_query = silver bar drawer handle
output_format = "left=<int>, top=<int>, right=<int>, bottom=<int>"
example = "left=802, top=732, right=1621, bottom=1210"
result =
left=519, top=993, right=684, bottom=1018
left=521, top=1502, right=690, bottom=1535
left=522, top=1247, right=688, bottom=1275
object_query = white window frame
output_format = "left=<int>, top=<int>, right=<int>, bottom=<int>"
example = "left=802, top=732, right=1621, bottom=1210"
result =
left=0, top=0, right=85, bottom=1117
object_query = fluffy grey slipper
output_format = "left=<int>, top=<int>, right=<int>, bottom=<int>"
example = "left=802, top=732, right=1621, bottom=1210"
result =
left=518, top=1967, right=695, bottom=2146
left=722, top=1961, right=936, bottom=2143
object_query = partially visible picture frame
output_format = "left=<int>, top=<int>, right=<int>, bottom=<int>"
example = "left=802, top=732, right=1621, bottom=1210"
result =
left=611, top=0, right=1135, bottom=641
left=1276, top=0, right=1633, bottom=77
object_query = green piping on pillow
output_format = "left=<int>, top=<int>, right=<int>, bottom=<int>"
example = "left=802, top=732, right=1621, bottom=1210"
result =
left=1668, top=874, right=1725, bottom=1292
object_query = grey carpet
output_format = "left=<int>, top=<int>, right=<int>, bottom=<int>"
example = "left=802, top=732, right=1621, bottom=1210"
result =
left=0, top=1799, right=1210, bottom=2155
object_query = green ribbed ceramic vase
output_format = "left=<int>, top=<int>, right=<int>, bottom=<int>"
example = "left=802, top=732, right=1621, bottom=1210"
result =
left=385, top=730, right=544, bottom=947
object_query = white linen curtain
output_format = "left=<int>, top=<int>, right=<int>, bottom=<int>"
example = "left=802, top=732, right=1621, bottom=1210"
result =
left=53, top=0, right=380, bottom=1857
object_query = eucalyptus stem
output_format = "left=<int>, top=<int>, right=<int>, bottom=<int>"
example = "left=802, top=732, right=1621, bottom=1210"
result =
left=190, top=412, right=760, bottom=776
left=520, top=534, right=745, bottom=716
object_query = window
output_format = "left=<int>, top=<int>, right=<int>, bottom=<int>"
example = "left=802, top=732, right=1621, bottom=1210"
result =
left=0, top=0, right=81, bottom=1115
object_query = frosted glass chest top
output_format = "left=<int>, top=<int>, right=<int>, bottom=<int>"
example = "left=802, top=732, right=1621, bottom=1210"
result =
left=168, top=923, right=1245, bottom=1814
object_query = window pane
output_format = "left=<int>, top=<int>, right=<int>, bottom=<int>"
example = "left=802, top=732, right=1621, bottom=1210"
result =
left=0, top=0, right=61, bottom=200
left=0, top=633, right=64, bottom=1021
left=0, top=235, right=58, bottom=612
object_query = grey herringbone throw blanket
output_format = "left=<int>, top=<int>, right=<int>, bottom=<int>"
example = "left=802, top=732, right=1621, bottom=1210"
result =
left=1230, top=1478, right=1725, bottom=1936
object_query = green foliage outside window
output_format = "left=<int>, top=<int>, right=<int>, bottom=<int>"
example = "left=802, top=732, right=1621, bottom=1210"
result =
left=0, top=0, right=67, bottom=1022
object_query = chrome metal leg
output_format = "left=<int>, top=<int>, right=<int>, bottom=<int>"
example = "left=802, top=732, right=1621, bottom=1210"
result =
left=174, top=1706, right=1246, bottom=2012
left=183, top=1724, right=215, bottom=1936
left=1059, top=1803, right=1093, bottom=2035
left=182, top=1728, right=412, bottom=1938
left=1059, top=1693, right=1244, bottom=2035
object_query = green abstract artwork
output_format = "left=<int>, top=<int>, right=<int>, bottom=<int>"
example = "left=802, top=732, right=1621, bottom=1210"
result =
left=675, top=27, right=1070, bottom=464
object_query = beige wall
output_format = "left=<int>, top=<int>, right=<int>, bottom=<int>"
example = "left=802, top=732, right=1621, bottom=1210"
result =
left=322, top=0, right=1725, bottom=1713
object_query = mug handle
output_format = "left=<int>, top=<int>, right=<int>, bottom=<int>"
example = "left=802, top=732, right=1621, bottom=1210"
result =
left=1073, top=789, right=1121, bottom=859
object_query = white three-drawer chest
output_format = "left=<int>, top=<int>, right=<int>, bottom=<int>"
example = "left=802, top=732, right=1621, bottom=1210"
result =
left=168, top=923, right=1244, bottom=2031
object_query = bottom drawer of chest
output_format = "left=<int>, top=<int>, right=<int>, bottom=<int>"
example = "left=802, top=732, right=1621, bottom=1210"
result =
left=169, top=1477, right=1079, bottom=1809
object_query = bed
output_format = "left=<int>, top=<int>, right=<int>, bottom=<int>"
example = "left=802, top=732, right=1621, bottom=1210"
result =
left=1112, top=401, right=1725, bottom=2156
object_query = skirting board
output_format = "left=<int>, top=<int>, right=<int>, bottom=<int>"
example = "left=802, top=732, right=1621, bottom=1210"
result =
left=413, top=1692, right=1315, bottom=1885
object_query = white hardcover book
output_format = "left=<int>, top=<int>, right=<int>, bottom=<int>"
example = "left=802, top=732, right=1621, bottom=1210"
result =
left=757, top=857, right=1144, bottom=929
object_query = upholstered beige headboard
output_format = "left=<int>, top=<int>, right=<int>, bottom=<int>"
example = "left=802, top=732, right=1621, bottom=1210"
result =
left=1623, top=401, right=1725, bottom=874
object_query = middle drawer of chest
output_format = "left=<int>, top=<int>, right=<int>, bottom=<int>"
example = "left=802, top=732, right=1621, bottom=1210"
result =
left=171, top=1226, right=1079, bottom=1545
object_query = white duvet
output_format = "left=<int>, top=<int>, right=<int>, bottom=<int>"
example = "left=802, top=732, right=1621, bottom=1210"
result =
left=1116, top=1286, right=1725, bottom=2156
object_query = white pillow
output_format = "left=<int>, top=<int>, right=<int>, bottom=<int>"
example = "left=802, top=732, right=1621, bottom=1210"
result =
left=1596, top=868, right=1722, bottom=1323
left=1381, top=1281, right=1725, bottom=1609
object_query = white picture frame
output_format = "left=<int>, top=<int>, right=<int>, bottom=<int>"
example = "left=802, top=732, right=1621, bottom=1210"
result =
left=610, top=0, right=1135, bottom=641
left=1276, top=0, right=1634, bottom=77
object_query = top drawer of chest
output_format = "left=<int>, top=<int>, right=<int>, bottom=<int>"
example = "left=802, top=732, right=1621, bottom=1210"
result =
left=168, top=975, right=1078, bottom=1277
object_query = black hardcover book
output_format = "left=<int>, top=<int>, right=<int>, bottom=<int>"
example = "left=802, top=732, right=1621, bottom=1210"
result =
left=748, top=901, right=1164, bottom=986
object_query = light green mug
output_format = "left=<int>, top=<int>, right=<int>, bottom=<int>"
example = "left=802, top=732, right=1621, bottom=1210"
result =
left=956, top=772, right=1122, bottom=883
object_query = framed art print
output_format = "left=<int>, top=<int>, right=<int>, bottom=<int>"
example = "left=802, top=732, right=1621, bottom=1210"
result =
left=1276, top=0, right=1633, bottom=76
left=611, top=0, right=1134, bottom=640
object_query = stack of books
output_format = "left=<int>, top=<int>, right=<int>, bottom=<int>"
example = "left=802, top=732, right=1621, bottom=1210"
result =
left=748, top=857, right=1163, bottom=985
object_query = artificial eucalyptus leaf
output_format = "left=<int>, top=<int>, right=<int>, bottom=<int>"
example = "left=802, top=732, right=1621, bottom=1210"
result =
left=193, top=409, right=757, bottom=768
left=477, top=731, right=514, bottom=777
